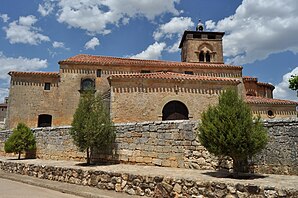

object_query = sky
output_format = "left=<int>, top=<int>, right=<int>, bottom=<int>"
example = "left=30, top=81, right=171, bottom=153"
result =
left=1, top=0, right=298, bottom=102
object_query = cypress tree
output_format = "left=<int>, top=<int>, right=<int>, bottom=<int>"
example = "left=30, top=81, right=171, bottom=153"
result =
left=70, top=90, right=115, bottom=165
left=198, top=89, right=268, bottom=178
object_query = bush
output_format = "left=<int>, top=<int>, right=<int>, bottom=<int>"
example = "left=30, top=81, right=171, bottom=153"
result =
left=4, top=123, right=36, bottom=159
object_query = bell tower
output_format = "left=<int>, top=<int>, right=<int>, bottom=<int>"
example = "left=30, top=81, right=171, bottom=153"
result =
left=179, top=20, right=224, bottom=64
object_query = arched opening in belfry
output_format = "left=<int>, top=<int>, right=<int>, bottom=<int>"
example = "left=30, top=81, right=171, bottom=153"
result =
left=206, top=52, right=211, bottom=62
left=162, top=101, right=189, bottom=121
left=199, top=51, right=204, bottom=62
left=38, top=114, right=52, bottom=127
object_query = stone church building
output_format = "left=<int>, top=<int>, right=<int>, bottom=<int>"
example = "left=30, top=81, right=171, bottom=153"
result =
left=6, top=25, right=298, bottom=129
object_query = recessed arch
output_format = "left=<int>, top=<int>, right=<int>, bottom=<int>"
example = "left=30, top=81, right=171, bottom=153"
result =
left=162, top=100, right=189, bottom=121
left=81, top=78, right=95, bottom=91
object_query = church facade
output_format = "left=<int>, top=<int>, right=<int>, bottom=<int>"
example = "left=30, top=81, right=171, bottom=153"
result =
left=6, top=28, right=298, bottom=129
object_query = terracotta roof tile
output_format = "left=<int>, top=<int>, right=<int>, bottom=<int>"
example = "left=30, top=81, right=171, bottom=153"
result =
left=9, top=71, right=60, bottom=77
left=108, top=72, right=241, bottom=84
left=59, top=54, right=242, bottom=70
left=246, top=96, right=298, bottom=105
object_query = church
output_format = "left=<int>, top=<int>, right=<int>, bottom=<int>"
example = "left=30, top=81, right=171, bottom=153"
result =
left=6, top=23, right=298, bottom=129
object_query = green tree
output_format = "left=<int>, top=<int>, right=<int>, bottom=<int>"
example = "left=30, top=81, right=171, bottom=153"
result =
left=70, top=90, right=115, bottom=165
left=4, top=123, right=36, bottom=160
left=289, top=75, right=298, bottom=96
left=198, top=89, right=268, bottom=178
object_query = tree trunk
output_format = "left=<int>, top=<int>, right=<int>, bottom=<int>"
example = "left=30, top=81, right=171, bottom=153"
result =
left=232, top=157, right=248, bottom=178
left=86, top=147, right=90, bottom=165
left=18, top=152, right=21, bottom=160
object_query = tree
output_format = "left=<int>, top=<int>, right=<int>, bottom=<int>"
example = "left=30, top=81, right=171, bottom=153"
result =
left=70, top=90, right=115, bottom=165
left=4, top=123, right=36, bottom=160
left=198, top=89, right=268, bottom=178
left=289, top=75, right=298, bottom=96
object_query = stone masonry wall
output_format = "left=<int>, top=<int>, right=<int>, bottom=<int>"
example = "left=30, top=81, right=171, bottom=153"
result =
left=0, top=120, right=297, bottom=175
left=1, top=159, right=297, bottom=197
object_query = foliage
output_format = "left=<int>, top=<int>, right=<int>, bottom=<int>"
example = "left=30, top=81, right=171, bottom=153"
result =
left=289, top=75, right=298, bottom=91
left=4, top=123, right=36, bottom=160
left=70, top=90, right=115, bottom=165
left=198, top=89, right=268, bottom=177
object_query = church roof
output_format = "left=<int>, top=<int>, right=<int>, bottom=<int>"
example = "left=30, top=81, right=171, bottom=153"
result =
left=108, top=72, right=241, bottom=84
left=59, top=54, right=242, bottom=70
left=8, top=71, right=60, bottom=78
left=246, top=96, right=298, bottom=105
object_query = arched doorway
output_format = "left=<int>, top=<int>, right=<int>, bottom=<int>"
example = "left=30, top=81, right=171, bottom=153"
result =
left=38, top=114, right=52, bottom=127
left=162, top=101, right=189, bottom=120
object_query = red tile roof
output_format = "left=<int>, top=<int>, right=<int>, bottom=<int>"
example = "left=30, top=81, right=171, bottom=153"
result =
left=8, top=71, right=60, bottom=77
left=59, top=54, right=242, bottom=70
left=108, top=72, right=241, bottom=84
left=246, top=96, right=298, bottom=105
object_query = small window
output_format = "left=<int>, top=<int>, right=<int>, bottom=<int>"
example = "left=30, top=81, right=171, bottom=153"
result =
left=184, top=71, right=194, bottom=75
left=81, top=78, right=95, bottom=91
left=141, top=70, right=151, bottom=73
left=97, top=69, right=102, bottom=77
left=38, top=114, right=52, bottom=127
left=44, top=83, right=51, bottom=90
left=207, top=34, right=216, bottom=39
left=267, top=110, right=274, bottom=118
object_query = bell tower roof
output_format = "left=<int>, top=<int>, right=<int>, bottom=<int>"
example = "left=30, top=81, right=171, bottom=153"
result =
left=178, top=31, right=225, bottom=48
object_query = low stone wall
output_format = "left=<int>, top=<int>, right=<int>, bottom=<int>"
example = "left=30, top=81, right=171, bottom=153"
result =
left=1, top=159, right=297, bottom=197
left=0, top=119, right=297, bottom=175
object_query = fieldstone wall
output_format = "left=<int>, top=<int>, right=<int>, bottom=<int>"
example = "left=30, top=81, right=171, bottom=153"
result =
left=0, top=119, right=297, bottom=175
left=1, top=159, right=297, bottom=197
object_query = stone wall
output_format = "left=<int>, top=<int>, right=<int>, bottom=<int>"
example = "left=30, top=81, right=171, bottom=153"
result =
left=0, top=120, right=297, bottom=175
left=1, top=159, right=297, bottom=197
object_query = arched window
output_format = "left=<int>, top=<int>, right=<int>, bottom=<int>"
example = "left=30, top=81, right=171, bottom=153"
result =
left=162, top=101, right=189, bottom=120
left=206, top=52, right=211, bottom=62
left=81, top=78, right=95, bottom=91
left=199, top=51, right=204, bottom=62
left=38, top=114, right=52, bottom=127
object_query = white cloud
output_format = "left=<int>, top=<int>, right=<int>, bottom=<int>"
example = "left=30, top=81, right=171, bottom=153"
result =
left=52, top=41, right=69, bottom=50
left=0, top=14, right=9, bottom=23
left=153, top=17, right=194, bottom=53
left=274, top=67, right=298, bottom=101
left=38, top=0, right=55, bottom=17
left=4, top=15, right=50, bottom=45
left=205, top=0, right=298, bottom=65
left=56, top=0, right=180, bottom=34
left=0, top=52, right=48, bottom=100
left=153, top=17, right=194, bottom=40
left=84, top=37, right=100, bottom=50
left=130, top=42, right=166, bottom=60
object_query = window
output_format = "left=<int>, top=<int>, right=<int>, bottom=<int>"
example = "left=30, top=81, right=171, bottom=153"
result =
left=184, top=71, right=194, bottom=75
left=44, top=83, right=51, bottom=90
left=81, top=78, right=95, bottom=91
left=267, top=110, right=274, bottom=118
left=96, top=69, right=102, bottom=77
left=141, top=70, right=151, bottom=73
left=207, top=34, right=216, bottom=39
left=38, top=114, right=52, bottom=127
left=199, top=51, right=204, bottom=62
left=206, top=52, right=211, bottom=62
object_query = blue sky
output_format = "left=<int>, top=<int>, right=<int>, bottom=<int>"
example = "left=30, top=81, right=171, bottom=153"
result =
left=0, top=0, right=298, bottom=101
